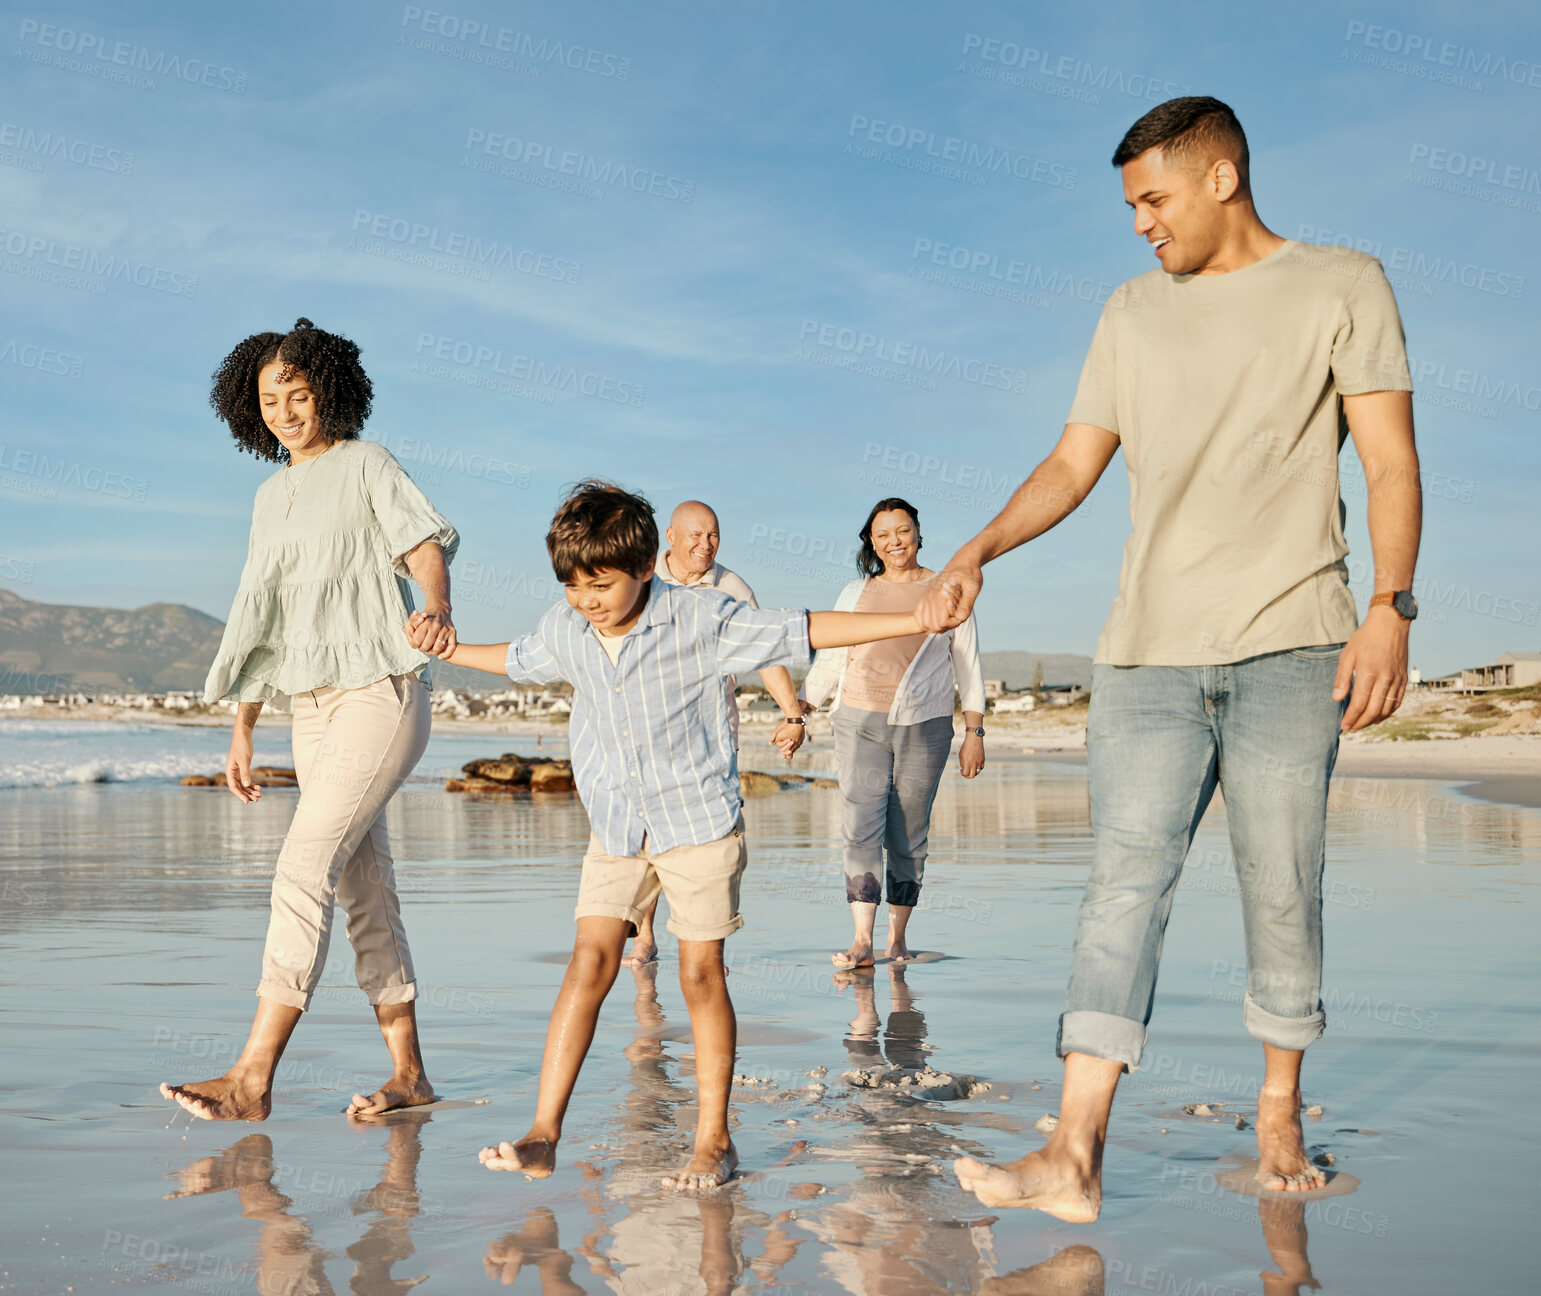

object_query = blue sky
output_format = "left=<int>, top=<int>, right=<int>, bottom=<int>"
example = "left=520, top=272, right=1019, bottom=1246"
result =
left=1, top=0, right=1536, bottom=676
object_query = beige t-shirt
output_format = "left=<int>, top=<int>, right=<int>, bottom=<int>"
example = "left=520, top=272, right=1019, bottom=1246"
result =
left=1068, top=240, right=1412, bottom=665
left=841, top=575, right=933, bottom=712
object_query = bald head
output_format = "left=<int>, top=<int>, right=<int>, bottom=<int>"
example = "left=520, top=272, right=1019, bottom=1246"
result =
left=664, top=500, right=721, bottom=582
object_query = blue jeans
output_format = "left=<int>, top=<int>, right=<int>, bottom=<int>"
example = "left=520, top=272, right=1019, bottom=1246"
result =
left=1059, top=646, right=1347, bottom=1069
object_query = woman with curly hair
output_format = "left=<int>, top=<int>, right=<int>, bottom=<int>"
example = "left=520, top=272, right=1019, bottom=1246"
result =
left=799, top=498, right=986, bottom=969
left=160, top=318, right=458, bottom=1121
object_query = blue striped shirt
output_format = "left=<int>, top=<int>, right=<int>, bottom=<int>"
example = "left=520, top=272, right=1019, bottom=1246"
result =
left=504, top=576, right=812, bottom=855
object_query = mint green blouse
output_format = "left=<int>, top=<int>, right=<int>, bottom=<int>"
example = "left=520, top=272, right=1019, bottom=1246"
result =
left=203, top=440, right=459, bottom=713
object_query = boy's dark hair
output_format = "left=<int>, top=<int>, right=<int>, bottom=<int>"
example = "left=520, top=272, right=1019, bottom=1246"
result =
left=857, top=497, right=921, bottom=578
left=1111, top=96, right=1250, bottom=194
left=209, top=317, right=374, bottom=463
left=547, top=480, right=660, bottom=582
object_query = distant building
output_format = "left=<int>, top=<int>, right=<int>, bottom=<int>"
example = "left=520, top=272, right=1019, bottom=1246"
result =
left=1460, top=651, right=1541, bottom=691
left=983, top=679, right=1004, bottom=700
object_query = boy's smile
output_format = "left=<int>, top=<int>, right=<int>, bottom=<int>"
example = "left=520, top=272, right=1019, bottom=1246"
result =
left=565, top=567, right=651, bottom=636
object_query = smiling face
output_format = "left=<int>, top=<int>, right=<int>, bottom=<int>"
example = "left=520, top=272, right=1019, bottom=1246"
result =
left=257, top=360, right=329, bottom=461
left=565, top=566, right=651, bottom=636
left=870, top=509, right=920, bottom=574
left=1121, top=147, right=1237, bottom=276
left=665, top=503, right=721, bottom=581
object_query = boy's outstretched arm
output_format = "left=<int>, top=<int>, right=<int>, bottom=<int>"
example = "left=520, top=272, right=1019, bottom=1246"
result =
left=406, top=612, right=510, bottom=677
left=808, top=606, right=948, bottom=651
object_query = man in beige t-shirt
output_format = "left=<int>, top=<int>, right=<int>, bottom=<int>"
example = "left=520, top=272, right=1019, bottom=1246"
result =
left=921, top=97, right=1422, bottom=1222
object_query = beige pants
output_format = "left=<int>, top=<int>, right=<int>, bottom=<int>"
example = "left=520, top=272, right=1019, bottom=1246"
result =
left=258, top=674, right=430, bottom=1010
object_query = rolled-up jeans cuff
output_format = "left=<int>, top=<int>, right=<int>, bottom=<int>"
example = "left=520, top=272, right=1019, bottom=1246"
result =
left=1058, top=1009, right=1148, bottom=1072
left=257, top=980, right=312, bottom=1012
left=367, top=981, right=417, bottom=1008
left=1243, top=992, right=1325, bottom=1050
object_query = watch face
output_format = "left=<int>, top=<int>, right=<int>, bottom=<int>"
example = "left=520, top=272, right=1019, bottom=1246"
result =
left=1393, top=590, right=1418, bottom=620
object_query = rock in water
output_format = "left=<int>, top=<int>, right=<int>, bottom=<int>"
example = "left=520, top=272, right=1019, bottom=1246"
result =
left=841, top=1066, right=991, bottom=1101
left=740, top=770, right=784, bottom=797
left=530, top=763, right=575, bottom=793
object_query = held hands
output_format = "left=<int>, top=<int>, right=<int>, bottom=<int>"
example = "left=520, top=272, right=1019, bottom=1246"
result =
left=1333, top=607, right=1411, bottom=732
left=959, top=731, right=985, bottom=779
left=916, top=566, right=978, bottom=633
left=771, top=702, right=815, bottom=760
left=405, top=608, right=458, bottom=659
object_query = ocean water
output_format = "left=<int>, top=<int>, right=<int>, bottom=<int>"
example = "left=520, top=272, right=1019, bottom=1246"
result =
left=0, top=716, right=567, bottom=789
left=0, top=748, right=1538, bottom=1293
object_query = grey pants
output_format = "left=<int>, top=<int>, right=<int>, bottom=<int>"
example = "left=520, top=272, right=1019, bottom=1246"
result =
left=832, top=709, right=954, bottom=907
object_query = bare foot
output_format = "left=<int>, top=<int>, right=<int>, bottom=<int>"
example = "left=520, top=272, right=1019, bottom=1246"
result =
left=621, top=938, right=658, bottom=968
left=831, top=943, right=874, bottom=970
left=662, top=1139, right=739, bottom=1191
left=480, top=1132, right=559, bottom=1177
left=954, top=1147, right=1101, bottom=1223
left=345, top=1072, right=436, bottom=1117
left=1254, top=1089, right=1326, bottom=1192
left=886, top=936, right=915, bottom=964
left=159, top=1074, right=272, bottom=1122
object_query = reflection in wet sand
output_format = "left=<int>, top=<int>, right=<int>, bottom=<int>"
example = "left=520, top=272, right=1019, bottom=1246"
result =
left=983, top=1244, right=1106, bottom=1295
left=1256, top=1195, right=1321, bottom=1296
left=484, top=1207, right=586, bottom=1292
left=792, top=964, right=1002, bottom=1294
left=165, top=1115, right=434, bottom=1296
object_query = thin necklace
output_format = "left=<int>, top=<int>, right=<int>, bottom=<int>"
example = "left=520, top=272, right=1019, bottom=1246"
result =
left=283, top=444, right=327, bottom=517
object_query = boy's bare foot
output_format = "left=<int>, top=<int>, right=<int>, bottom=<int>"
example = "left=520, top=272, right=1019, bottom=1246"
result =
left=954, top=1146, right=1101, bottom=1223
left=1254, top=1088, right=1326, bottom=1191
left=621, top=938, right=658, bottom=968
left=159, top=1074, right=272, bottom=1122
left=831, top=943, right=874, bottom=970
left=345, top=1073, right=437, bottom=1117
left=662, top=1138, right=739, bottom=1191
left=480, top=1133, right=559, bottom=1177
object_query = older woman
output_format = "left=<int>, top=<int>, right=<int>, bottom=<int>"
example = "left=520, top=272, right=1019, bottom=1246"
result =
left=800, top=498, right=985, bottom=969
left=161, top=318, right=458, bottom=1121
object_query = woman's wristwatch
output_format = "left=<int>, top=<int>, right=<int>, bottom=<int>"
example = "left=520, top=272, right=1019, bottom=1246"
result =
left=967, top=726, right=985, bottom=737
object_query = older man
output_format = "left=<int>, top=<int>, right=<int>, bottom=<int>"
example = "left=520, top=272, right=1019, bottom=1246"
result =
left=620, top=499, right=809, bottom=967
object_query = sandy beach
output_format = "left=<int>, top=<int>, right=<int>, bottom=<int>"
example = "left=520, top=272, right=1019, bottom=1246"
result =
left=1, top=720, right=1538, bottom=1294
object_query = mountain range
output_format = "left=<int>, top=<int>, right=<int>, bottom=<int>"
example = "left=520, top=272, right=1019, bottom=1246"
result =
left=0, top=589, right=1093, bottom=694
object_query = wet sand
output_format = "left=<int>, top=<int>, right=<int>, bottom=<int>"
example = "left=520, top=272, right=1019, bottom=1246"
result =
left=1, top=759, right=1537, bottom=1293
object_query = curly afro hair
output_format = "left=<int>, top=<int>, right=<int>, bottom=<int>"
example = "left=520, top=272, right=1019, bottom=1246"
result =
left=209, top=317, right=374, bottom=462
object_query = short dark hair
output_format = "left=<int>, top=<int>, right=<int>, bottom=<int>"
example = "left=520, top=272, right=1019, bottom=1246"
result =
left=1112, top=96, right=1250, bottom=193
left=209, top=317, right=374, bottom=463
left=547, top=480, right=659, bottom=582
left=857, top=497, right=921, bottom=578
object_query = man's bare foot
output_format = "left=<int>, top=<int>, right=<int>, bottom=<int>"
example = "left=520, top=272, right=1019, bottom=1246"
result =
left=345, top=1073, right=436, bottom=1116
left=1254, top=1088, right=1326, bottom=1192
left=159, top=1074, right=272, bottom=1122
left=982, top=1244, right=1106, bottom=1295
left=662, top=1138, right=739, bottom=1191
left=831, top=943, right=874, bottom=970
left=886, top=936, right=915, bottom=963
left=480, top=1132, right=559, bottom=1177
left=954, top=1146, right=1101, bottom=1223
left=621, top=937, right=658, bottom=968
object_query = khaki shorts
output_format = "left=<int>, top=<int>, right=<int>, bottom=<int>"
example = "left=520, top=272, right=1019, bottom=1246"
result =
left=576, top=820, right=747, bottom=941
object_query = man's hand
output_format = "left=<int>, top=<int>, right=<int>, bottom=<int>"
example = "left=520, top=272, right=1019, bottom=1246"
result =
left=770, top=721, right=806, bottom=759
left=407, top=608, right=457, bottom=658
left=959, top=730, right=985, bottom=778
left=1333, top=607, right=1410, bottom=732
left=917, top=566, right=978, bottom=632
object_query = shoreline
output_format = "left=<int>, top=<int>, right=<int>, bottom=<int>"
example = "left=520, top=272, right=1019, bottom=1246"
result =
left=7, top=707, right=1540, bottom=809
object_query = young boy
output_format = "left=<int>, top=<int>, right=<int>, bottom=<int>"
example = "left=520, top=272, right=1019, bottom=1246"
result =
left=411, top=480, right=950, bottom=1190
